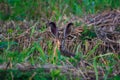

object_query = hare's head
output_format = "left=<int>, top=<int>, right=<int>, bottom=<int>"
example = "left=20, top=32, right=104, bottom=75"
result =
left=49, top=22, right=73, bottom=48
left=49, top=22, right=75, bottom=57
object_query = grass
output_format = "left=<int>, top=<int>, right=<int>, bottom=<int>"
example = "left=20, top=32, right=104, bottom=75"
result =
left=0, top=0, right=120, bottom=80
left=1, top=0, right=120, bottom=20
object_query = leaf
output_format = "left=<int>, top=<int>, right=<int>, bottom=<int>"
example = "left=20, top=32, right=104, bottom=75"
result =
left=0, top=41, right=18, bottom=49
left=51, top=69, right=61, bottom=77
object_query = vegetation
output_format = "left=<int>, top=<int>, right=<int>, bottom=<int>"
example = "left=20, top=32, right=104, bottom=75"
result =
left=0, top=0, right=120, bottom=80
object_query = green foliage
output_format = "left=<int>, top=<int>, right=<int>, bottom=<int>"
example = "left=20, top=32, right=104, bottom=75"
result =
left=50, top=69, right=61, bottom=79
left=93, top=53, right=115, bottom=80
left=0, top=41, right=17, bottom=49
left=0, top=0, right=120, bottom=20
left=81, top=27, right=97, bottom=40
left=0, top=0, right=120, bottom=80
left=0, top=69, right=52, bottom=80
left=111, top=75, right=120, bottom=80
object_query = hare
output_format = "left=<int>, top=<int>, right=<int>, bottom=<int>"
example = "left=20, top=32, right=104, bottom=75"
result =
left=49, top=22, right=78, bottom=57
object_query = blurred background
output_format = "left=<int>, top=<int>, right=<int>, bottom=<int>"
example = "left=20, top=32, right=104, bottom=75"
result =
left=0, top=0, right=120, bottom=80
left=0, top=0, right=120, bottom=20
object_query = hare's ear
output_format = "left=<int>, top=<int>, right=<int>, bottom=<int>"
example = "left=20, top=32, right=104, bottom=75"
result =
left=49, top=22, right=58, bottom=38
left=64, top=23, right=73, bottom=38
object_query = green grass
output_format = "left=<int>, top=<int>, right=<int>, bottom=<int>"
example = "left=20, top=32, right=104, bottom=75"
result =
left=0, top=0, right=120, bottom=80
left=0, top=0, right=120, bottom=20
